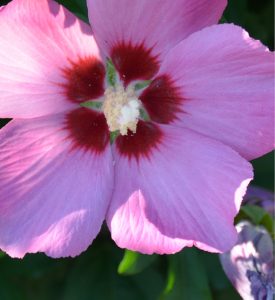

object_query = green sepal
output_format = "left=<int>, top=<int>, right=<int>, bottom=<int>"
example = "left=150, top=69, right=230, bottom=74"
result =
left=139, top=109, right=150, bottom=121
left=135, top=80, right=152, bottom=91
left=106, top=59, right=117, bottom=87
left=80, top=101, right=102, bottom=110
left=110, top=131, right=119, bottom=144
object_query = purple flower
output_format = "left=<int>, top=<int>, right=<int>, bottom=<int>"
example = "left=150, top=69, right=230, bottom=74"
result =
left=220, top=222, right=274, bottom=300
left=243, top=186, right=274, bottom=216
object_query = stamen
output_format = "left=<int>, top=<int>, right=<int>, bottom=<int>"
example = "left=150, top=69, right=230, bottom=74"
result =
left=102, top=83, right=141, bottom=136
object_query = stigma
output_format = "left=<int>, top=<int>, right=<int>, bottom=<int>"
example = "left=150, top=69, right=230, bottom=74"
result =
left=102, top=83, right=141, bottom=136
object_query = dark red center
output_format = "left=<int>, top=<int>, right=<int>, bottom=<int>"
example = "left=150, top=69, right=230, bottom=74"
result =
left=65, top=108, right=109, bottom=154
left=62, top=57, right=105, bottom=103
left=140, top=75, right=183, bottom=124
left=116, top=121, right=163, bottom=161
left=111, top=42, right=160, bottom=86
left=62, top=47, right=183, bottom=159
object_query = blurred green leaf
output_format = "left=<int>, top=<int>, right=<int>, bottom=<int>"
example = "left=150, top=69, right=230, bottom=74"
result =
left=118, top=250, right=157, bottom=275
left=224, top=0, right=247, bottom=23
left=0, top=254, right=70, bottom=300
left=62, top=242, right=163, bottom=300
left=0, top=0, right=89, bottom=22
left=260, top=214, right=274, bottom=238
left=55, top=0, right=88, bottom=23
left=131, top=268, right=165, bottom=300
left=0, top=242, right=164, bottom=300
left=161, top=248, right=213, bottom=300
left=0, top=119, right=11, bottom=129
left=0, top=276, right=24, bottom=300
left=252, top=152, right=274, bottom=190
left=237, top=204, right=274, bottom=237
left=0, top=0, right=11, bottom=5
left=224, top=0, right=274, bottom=49
left=241, top=205, right=267, bottom=224
left=200, top=252, right=241, bottom=300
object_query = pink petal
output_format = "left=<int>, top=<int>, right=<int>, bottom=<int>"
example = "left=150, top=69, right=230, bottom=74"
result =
left=0, top=115, right=113, bottom=258
left=107, top=125, right=253, bottom=254
left=0, top=0, right=103, bottom=118
left=154, top=24, right=274, bottom=160
left=87, top=0, right=226, bottom=82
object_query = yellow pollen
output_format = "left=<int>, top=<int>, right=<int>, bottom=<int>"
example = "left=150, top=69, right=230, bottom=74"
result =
left=102, top=84, right=141, bottom=136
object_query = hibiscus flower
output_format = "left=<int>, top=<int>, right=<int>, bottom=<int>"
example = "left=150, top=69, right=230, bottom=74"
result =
left=220, top=222, right=274, bottom=300
left=0, top=0, right=273, bottom=258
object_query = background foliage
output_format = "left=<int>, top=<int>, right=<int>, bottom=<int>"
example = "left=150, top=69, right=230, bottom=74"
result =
left=0, top=0, right=273, bottom=299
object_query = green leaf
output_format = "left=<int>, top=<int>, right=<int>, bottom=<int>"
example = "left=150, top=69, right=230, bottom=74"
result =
left=0, top=119, right=11, bottom=129
left=252, top=152, right=274, bottom=190
left=0, top=275, right=24, bottom=300
left=241, top=205, right=266, bottom=224
left=130, top=268, right=165, bottom=300
left=219, top=16, right=228, bottom=24
left=237, top=204, right=274, bottom=238
left=260, top=213, right=274, bottom=238
left=200, top=252, right=241, bottom=299
left=0, top=253, right=70, bottom=300
left=0, top=242, right=164, bottom=300
left=118, top=250, right=157, bottom=275
left=55, top=0, right=88, bottom=23
left=62, top=242, right=161, bottom=300
left=161, top=248, right=213, bottom=300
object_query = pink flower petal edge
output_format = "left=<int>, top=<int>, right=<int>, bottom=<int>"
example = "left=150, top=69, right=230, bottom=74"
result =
left=107, top=125, right=253, bottom=254
left=0, top=115, right=113, bottom=258
left=0, top=0, right=102, bottom=118
left=87, top=0, right=226, bottom=61
left=154, top=24, right=274, bottom=160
